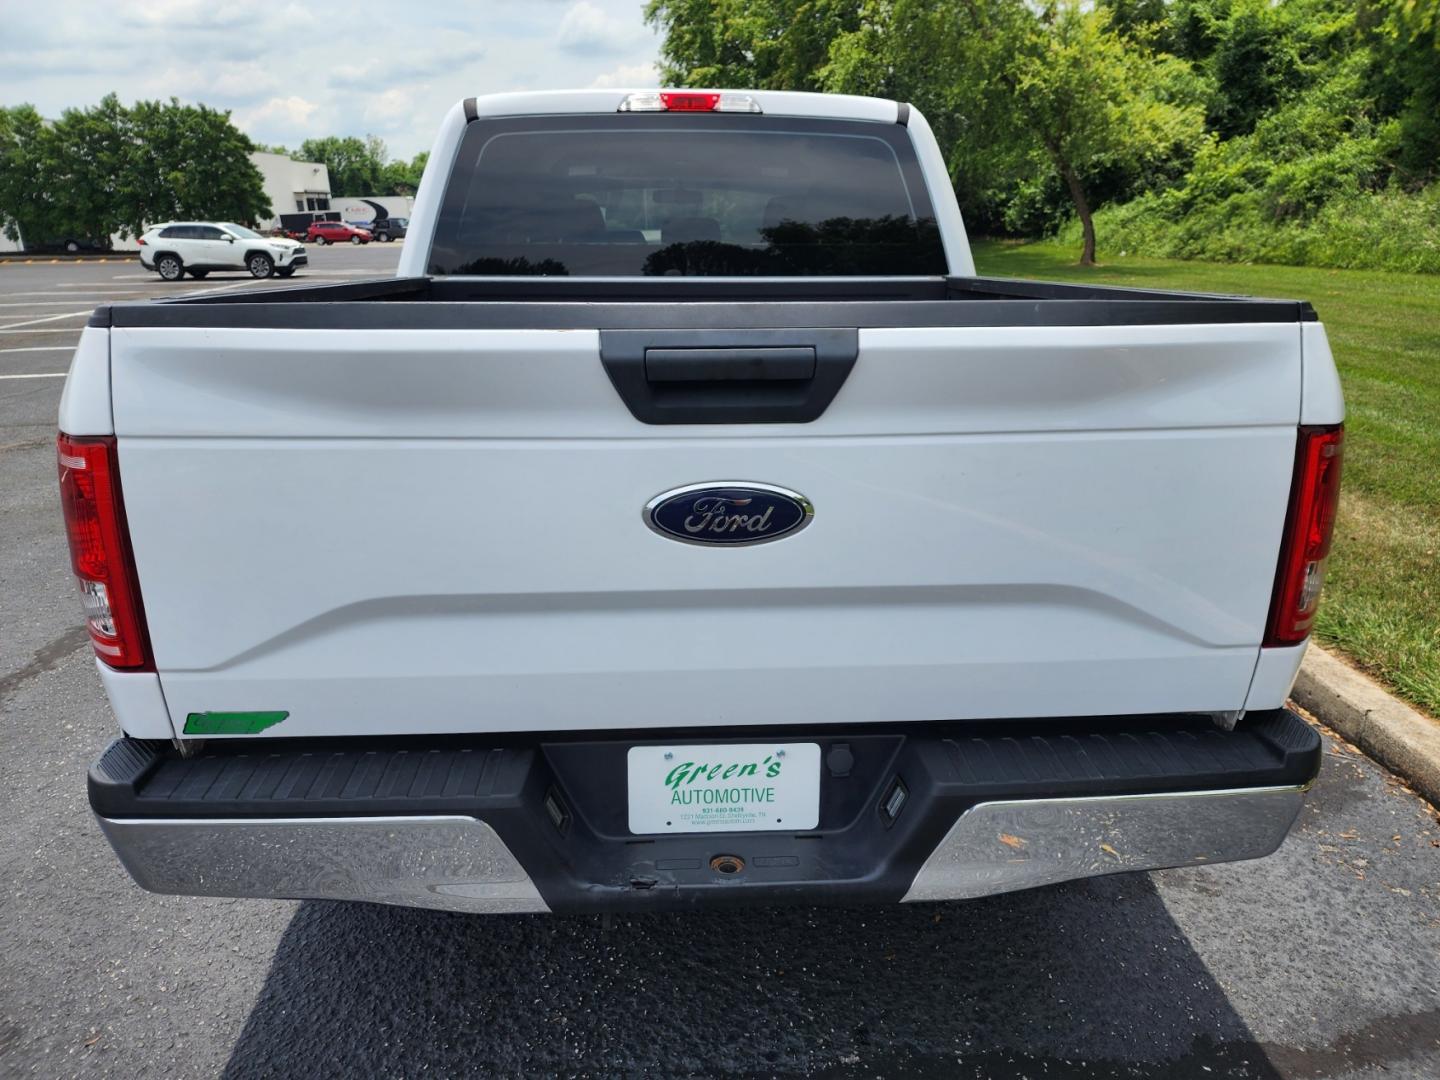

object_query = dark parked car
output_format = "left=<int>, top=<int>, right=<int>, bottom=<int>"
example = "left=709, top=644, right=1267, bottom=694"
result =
left=369, top=217, right=408, bottom=242
left=306, top=221, right=372, bottom=245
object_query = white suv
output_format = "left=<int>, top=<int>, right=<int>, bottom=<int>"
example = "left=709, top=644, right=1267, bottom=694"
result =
left=137, top=222, right=307, bottom=281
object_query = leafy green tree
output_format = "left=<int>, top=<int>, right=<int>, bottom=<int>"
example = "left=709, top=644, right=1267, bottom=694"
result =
left=0, top=96, right=267, bottom=244
left=642, top=0, right=1439, bottom=268
left=826, top=0, right=1205, bottom=264
left=1205, top=0, right=1323, bottom=138
left=0, top=105, right=62, bottom=244
left=1364, top=0, right=1440, bottom=179
left=645, top=0, right=863, bottom=89
left=377, top=151, right=431, bottom=195
left=1003, top=3, right=1206, bottom=263
left=1100, top=0, right=1173, bottom=40
left=123, top=98, right=269, bottom=235
left=45, top=94, right=130, bottom=244
left=379, top=159, right=414, bottom=196
left=297, top=135, right=386, bottom=196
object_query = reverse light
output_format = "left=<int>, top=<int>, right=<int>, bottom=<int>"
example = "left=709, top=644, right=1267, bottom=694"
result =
left=57, top=433, right=152, bottom=669
left=619, top=92, right=762, bottom=114
left=1265, top=425, right=1344, bottom=646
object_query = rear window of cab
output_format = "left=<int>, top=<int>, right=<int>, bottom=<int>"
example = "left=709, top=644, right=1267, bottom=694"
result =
left=427, top=114, right=946, bottom=277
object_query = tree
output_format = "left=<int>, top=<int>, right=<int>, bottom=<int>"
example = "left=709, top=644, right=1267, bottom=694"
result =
left=825, top=0, right=1206, bottom=263
left=377, top=151, right=431, bottom=196
left=46, top=94, right=130, bottom=244
left=823, top=0, right=1041, bottom=234
left=0, top=96, right=267, bottom=246
left=0, top=105, right=61, bottom=244
left=1365, top=0, right=1440, bottom=179
left=643, top=0, right=1440, bottom=267
left=296, top=135, right=386, bottom=196
left=1001, top=3, right=1206, bottom=263
left=645, top=0, right=864, bottom=89
left=123, top=99, right=269, bottom=236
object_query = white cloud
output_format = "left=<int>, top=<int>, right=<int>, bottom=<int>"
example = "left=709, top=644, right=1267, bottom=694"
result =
left=150, top=61, right=283, bottom=104
left=328, top=44, right=486, bottom=91
left=2, top=1, right=659, bottom=158
left=363, top=88, right=419, bottom=129
left=589, top=62, right=660, bottom=90
left=558, top=1, right=645, bottom=55
left=121, top=0, right=255, bottom=29
left=234, top=96, right=321, bottom=141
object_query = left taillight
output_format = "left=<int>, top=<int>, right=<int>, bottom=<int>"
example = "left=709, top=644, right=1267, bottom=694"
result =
left=56, top=433, right=152, bottom=669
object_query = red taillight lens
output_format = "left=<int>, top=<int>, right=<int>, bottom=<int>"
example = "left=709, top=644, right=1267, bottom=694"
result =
left=56, top=433, right=152, bottom=669
left=136, top=236, right=146, bottom=246
left=619, top=92, right=761, bottom=113
left=1265, top=425, right=1344, bottom=646
left=660, top=92, right=721, bottom=111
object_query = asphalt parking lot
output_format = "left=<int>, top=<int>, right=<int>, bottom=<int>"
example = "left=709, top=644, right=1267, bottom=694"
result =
left=2, top=246, right=1438, bottom=1079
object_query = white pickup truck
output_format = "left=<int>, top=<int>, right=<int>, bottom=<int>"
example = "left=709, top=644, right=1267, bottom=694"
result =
left=66, top=90, right=1342, bottom=914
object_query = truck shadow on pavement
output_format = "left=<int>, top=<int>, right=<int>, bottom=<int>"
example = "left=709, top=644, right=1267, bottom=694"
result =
left=220, top=873, right=1282, bottom=1079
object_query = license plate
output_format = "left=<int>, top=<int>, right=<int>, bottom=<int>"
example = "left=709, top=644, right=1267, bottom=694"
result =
left=627, top=742, right=821, bottom=834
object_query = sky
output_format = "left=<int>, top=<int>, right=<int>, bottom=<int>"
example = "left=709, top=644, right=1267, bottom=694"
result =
left=1, top=0, right=662, bottom=160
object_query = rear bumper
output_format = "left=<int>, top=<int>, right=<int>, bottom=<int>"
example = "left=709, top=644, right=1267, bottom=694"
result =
left=90, top=710, right=1320, bottom=914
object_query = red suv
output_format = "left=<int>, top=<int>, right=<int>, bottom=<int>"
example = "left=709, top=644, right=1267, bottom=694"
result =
left=306, top=221, right=372, bottom=245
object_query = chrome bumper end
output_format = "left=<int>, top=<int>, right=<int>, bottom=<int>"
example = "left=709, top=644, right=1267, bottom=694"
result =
left=95, top=815, right=550, bottom=914
left=97, top=784, right=1306, bottom=914
left=902, top=785, right=1307, bottom=902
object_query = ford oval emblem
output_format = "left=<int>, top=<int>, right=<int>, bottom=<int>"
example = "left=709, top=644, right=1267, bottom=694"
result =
left=645, top=483, right=813, bottom=546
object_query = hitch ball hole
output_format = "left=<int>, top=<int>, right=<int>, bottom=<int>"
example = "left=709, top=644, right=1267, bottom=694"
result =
left=710, top=854, right=745, bottom=875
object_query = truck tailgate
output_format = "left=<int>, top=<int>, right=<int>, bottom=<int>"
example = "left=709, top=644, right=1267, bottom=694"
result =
left=109, top=319, right=1300, bottom=737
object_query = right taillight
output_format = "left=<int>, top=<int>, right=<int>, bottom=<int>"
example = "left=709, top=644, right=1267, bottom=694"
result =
left=1265, top=424, right=1344, bottom=646
left=57, top=433, right=152, bottom=670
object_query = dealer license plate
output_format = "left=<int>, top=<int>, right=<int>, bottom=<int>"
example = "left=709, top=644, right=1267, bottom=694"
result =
left=627, top=742, right=821, bottom=834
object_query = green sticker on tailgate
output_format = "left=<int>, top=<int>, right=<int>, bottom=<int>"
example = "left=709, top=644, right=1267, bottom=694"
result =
left=183, top=711, right=289, bottom=735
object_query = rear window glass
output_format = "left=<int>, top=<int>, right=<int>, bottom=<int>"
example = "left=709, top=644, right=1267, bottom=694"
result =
left=428, top=114, right=946, bottom=277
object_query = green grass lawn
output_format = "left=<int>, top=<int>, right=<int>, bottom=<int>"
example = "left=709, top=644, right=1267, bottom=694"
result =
left=973, top=240, right=1440, bottom=716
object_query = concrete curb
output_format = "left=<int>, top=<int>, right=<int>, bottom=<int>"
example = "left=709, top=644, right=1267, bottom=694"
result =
left=1292, top=645, right=1440, bottom=806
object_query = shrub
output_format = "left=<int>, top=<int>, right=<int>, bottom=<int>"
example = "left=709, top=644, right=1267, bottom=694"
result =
left=1058, top=183, right=1440, bottom=272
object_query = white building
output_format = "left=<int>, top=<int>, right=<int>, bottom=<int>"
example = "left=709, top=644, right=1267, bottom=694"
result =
left=250, top=151, right=332, bottom=228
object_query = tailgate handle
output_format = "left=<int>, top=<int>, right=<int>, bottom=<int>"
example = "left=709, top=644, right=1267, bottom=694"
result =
left=601, top=329, right=858, bottom=425
left=644, top=346, right=816, bottom=383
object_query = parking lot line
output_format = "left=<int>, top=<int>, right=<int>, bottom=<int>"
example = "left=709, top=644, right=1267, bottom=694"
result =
left=0, top=310, right=93, bottom=330
left=0, top=372, right=67, bottom=379
left=185, top=280, right=265, bottom=296
left=0, top=346, right=73, bottom=353
left=0, top=300, right=131, bottom=307
left=0, top=328, right=90, bottom=334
